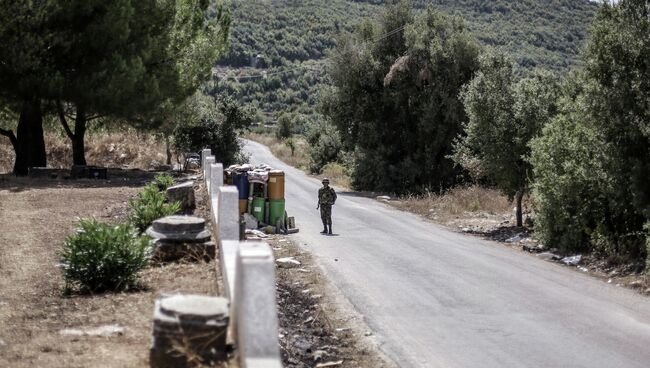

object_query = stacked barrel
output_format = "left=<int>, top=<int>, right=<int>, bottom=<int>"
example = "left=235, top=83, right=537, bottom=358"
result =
left=233, top=171, right=249, bottom=215
left=267, top=170, right=285, bottom=227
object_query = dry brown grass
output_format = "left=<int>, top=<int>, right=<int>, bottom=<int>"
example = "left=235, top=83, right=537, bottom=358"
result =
left=246, top=133, right=352, bottom=189
left=391, top=185, right=514, bottom=224
left=245, top=133, right=310, bottom=171
left=0, top=175, right=221, bottom=367
left=0, top=131, right=169, bottom=174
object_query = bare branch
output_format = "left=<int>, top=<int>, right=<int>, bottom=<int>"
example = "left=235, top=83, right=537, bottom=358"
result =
left=56, top=100, right=75, bottom=139
left=0, top=127, right=18, bottom=149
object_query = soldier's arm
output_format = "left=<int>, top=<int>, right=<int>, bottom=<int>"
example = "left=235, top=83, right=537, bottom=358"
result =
left=332, top=189, right=337, bottom=204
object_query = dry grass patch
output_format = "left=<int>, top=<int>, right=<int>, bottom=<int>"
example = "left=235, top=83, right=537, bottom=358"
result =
left=0, top=131, right=169, bottom=174
left=391, top=185, right=515, bottom=226
left=0, top=175, right=220, bottom=367
left=245, top=133, right=310, bottom=170
left=246, top=133, right=352, bottom=189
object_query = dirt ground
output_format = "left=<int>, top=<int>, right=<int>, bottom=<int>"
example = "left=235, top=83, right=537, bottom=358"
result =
left=0, top=172, right=219, bottom=368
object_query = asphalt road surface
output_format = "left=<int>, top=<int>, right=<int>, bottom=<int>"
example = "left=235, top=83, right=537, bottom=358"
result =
left=245, top=139, right=650, bottom=368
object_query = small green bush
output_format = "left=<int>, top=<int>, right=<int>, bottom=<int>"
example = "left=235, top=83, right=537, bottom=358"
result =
left=153, top=173, right=175, bottom=191
left=128, top=184, right=181, bottom=232
left=60, top=219, right=152, bottom=293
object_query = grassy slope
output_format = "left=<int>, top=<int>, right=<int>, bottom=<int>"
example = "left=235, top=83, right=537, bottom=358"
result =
left=211, top=0, right=598, bottom=120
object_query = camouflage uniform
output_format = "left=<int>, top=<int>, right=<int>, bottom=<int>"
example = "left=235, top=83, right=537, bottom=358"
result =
left=318, top=186, right=337, bottom=229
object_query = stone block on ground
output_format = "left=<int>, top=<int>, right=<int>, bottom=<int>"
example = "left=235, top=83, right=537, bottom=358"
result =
left=166, top=181, right=196, bottom=214
left=146, top=215, right=214, bottom=262
left=150, top=294, right=229, bottom=368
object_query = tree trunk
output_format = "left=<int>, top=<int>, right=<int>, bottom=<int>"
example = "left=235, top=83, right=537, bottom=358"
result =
left=515, top=189, right=524, bottom=228
left=14, top=98, right=46, bottom=176
left=72, top=107, right=87, bottom=166
left=165, top=135, right=172, bottom=165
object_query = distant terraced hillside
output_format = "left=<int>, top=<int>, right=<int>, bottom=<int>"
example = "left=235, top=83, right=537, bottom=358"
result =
left=209, top=0, right=598, bottom=121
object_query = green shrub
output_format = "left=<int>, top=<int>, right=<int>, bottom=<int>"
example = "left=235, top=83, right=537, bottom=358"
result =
left=275, top=113, right=293, bottom=139
left=153, top=173, right=175, bottom=191
left=60, top=219, right=151, bottom=293
left=306, top=122, right=343, bottom=173
left=128, top=184, right=181, bottom=232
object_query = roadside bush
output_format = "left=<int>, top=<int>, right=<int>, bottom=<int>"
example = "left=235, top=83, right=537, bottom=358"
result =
left=275, top=113, right=293, bottom=139
left=172, top=95, right=252, bottom=166
left=153, top=173, right=175, bottom=191
left=306, top=122, right=344, bottom=173
left=60, top=219, right=151, bottom=293
left=531, top=96, right=646, bottom=261
left=128, top=185, right=181, bottom=232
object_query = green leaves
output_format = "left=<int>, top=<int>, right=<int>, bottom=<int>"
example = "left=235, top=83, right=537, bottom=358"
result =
left=128, top=184, right=181, bottom=233
left=60, top=219, right=152, bottom=293
left=324, top=2, right=480, bottom=192
left=454, top=49, right=559, bottom=201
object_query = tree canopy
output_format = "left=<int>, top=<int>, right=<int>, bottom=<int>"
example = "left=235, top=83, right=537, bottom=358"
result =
left=322, top=2, right=481, bottom=192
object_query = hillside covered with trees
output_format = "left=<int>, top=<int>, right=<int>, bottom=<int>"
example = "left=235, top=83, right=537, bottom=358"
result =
left=210, top=0, right=598, bottom=121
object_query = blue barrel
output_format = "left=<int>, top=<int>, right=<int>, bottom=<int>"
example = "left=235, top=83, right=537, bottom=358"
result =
left=233, top=173, right=250, bottom=199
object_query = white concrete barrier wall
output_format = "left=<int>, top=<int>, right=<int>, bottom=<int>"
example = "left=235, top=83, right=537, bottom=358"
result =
left=204, top=161, right=283, bottom=367
left=234, top=241, right=282, bottom=368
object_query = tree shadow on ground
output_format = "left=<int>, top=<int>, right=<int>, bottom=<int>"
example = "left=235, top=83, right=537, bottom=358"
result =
left=0, top=168, right=198, bottom=193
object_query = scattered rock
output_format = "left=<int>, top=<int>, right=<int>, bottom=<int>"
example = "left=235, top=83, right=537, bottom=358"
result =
left=376, top=196, right=391, bottom=201
left=245, top=229, right=268, bottom=238
left=316, top=361, right=344, bottom=367
left=561, top=255, right=582, bottom=266
left=60, top=324, right=125, bottom=337
left=166, top=181, right=196, bottom=214
left=522, top=243, right=544, bottom=253
left=243, top=213, right=259, bottom=230
left=277, top=257, right=301, bottom=268
left=505, top=234, right=523, bottom=243
left=537, top=252, right=562, bottom=262
left=629, top=280, right=643, bottom=289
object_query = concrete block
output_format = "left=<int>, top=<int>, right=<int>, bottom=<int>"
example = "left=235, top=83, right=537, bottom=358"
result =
left=201, top=148, right=211, bottom=168
left=217, top=186, right=239, bottom=242
left=166, top=181, right=195, bottom=214
left=233, top=241, right=281, bottom=367
left=210, top=163, right=224, bottom=199
left=204, top=156, right=215, bottom=187
left=219, top=240, right=239, bottom=299
left=150, top=294, right=229, bottom=367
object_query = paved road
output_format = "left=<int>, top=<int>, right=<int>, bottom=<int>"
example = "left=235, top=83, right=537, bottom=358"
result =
left=245, top=140, right=650, bottom=368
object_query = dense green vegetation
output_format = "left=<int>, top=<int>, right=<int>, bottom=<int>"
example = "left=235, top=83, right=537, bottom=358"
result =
left=453, top=51, right=560, bottom=226
left=211, top=0, right=597, bottom=121
left=0, top=0, right=231, bottom=175
left=322, top=2, right=481, bottom=191
left=531, top=0, right=649, bottom=265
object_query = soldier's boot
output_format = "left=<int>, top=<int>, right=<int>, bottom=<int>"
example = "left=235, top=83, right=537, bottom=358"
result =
left=328, top=225, right=333, bottom=235
left=321, top=226, right=328, bottom=234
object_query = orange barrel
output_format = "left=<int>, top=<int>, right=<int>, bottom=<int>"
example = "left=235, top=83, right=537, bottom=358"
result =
left=239, top=199, right=248, bottom=215
left=267, top=170, right=285, bottom=200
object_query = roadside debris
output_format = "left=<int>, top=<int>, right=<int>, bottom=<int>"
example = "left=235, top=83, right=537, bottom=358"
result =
left=376, top=196, right=391, bottom=201
left=277, top=257, right=301, bottom=268
left=316, top=361, right=344, bottom=367
left=505, top=233, right=523, bottom=243
left=59, top=324, right=125, bottom=337
left=561, top=255, right=582, bottom=266
left=537, top=252, right=562, bottom=262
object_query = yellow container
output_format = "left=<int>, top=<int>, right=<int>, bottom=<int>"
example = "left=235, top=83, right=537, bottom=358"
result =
left=239, top=199, right=248, bottom=215
left=268, top=170, right=285, bottom=200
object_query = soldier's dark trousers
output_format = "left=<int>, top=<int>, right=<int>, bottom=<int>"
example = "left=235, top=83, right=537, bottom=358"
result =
left=320, top=205, right=332, bottom=228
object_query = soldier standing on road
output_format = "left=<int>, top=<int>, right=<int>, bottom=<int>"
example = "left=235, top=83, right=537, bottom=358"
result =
left=317, top=178, right=337, bottom=235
